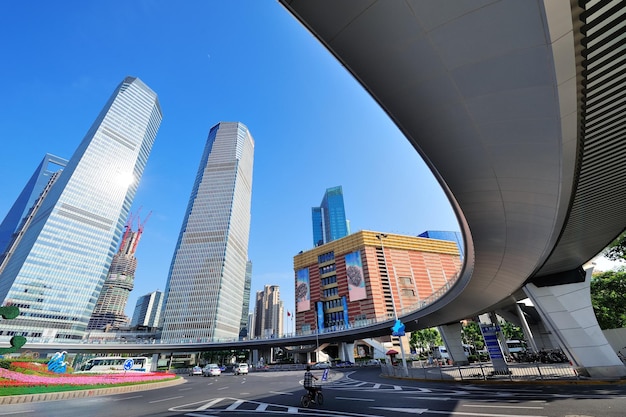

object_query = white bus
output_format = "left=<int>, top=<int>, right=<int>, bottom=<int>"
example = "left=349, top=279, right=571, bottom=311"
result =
left=75, top=356, right=151, bottom=373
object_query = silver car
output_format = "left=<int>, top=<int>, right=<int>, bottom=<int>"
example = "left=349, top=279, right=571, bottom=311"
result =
left=202, top=364, right=221, bottom=377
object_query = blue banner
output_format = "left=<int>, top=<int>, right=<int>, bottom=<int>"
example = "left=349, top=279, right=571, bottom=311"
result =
left=341, top=296, right=350, bottom=329
left=316, top=301, right=324, bottom=332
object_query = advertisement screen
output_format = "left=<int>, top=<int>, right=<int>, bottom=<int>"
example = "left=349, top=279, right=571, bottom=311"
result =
left=296, top=268, right=311, bottom=312
left=345, top=251, right=366, bottom=301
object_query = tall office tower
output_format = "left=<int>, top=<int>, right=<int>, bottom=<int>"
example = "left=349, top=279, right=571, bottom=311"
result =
left=0, top=154, right=68, bottom=256
left=0, top=77, right=162, bottom=342
left=87, top=214, right=148, bottom=330
left=0, top=171, right=63, bottom=275
left=247, top=311, right=255, bottom=340
left=312, top=186, right=349, bottom=246
left=130, top=290, right=163, bottom=328
left=161, top=122, right=254, bottom=342
left=253, top=285, right=284, bottom=338
left=239, top=260, right=252, bottom=339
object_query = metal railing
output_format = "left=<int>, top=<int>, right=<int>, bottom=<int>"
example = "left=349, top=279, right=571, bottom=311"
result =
left=381, top=361, right=578, bottom=381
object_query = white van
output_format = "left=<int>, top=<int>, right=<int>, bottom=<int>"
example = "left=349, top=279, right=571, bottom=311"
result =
left=432, top=346, right=449, bottom=359
left=506, top=340, right=527, bottom=353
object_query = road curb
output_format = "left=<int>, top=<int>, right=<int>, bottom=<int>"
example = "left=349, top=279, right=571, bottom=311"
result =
left=0, top=377, right=186, bottom=405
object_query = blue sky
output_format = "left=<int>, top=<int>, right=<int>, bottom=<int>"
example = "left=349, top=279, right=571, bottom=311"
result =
left=0, top=1, right=460, bottom=322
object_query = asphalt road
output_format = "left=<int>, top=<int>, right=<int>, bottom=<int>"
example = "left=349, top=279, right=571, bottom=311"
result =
left=2, top=367, right=626, bottom=417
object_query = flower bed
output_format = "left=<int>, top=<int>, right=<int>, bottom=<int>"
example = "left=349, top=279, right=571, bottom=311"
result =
left=1, top=367, right=175, bottom=387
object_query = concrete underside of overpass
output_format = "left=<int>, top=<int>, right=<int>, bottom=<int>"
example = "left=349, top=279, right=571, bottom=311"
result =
left=278, top=0, right=625, bottom=327
left=277, top=0, right=626, bottom=377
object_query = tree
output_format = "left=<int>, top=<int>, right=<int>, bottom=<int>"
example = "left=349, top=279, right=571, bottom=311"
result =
left=499, top=320, right=524, bottom=341
left=409, top=328, right=442, bottom=354
left=603, top=232, right=626, bottom=262
left=461, top=321, right=484, bottom=350
left=590, top=270, right=626, bottom=329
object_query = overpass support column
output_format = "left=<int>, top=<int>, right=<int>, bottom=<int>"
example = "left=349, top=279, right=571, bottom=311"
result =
left=339, top=342, right=355, bottom=363
left=438, top=322, right=469, bottom=365
left=151, top=353, right=159, bottom=372
left=515, top=303, right=538, bottom=353
left=251, top=349, right=259, bottom=367
left=524, top=267, right=626, bottom=378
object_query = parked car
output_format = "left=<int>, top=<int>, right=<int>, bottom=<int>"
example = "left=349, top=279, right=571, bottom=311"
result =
left=233, top=363, right=249, bottom=375
left=364, top=359, right=381, bottom=366
left=335, top=360, right=354, bottom=368
left=202, top=363, right=221, bottom=377
left=312, top=361, right=331, bottom=369
left=189, top=365, right=202, bottom=376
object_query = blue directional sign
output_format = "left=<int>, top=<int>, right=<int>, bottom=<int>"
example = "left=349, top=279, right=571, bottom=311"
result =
left=391, top=319, right=405, bottom=336
left=123, top=359, right=134, bottom=371
left=322, top=368, right=329, bottom=381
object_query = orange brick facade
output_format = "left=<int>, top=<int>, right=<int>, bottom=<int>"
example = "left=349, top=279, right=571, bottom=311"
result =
left=293, top=230, right=462, bottom=333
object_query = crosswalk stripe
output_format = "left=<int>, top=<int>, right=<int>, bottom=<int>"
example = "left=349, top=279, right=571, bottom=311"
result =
left=225, top=400, right=244, bottom=410
left=197, top=398, right=224, bottom=410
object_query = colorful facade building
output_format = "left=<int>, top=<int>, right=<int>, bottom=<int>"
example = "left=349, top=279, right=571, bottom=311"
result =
left=294, top=230, right=462, bottom=336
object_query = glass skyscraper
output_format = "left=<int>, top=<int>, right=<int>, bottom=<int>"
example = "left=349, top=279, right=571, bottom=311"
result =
left=239, top=260, right=252, bottom=339
left=0, top=77, right=162, bottom=342
left=130, top=290, right=163, bottom=328
left=312, top=186, right=349, bottom=246
left=160, top=122, right=254, bottom=342
left=0, top=154, right=68, bottom=257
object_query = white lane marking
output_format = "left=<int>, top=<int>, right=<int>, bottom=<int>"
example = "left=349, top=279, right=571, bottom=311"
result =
left=335, top=397, right=375, bottom=402
left=404, top=396, right=452, bottom=401
left=197, top=398, right=224, bottom=410
left=217, top=386, right=229, bottom=390
left=373, top=407, right=548, bottom=416
left=372, top=383, right=380, bottom=388
left=149, top=395, right=184, bottom=403
left=113, top=395, right=143, bottom=401
left=225, top=400, right=244, bottom=410
left=0, top=412, right=36, bottom=416
left=269, top=391, right=293, bottom=395
left=256, top=403, right=269, bottom=411
left=463, top=404, right=544, bottom=409
left=179, top=387, right=193, bottom=391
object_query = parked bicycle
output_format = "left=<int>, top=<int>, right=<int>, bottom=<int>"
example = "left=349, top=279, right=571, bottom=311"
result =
left=300, top=386, right=323, bottom=407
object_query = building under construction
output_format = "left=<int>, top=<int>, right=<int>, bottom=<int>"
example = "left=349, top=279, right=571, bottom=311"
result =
left=87, top=212, right=150, bottom=330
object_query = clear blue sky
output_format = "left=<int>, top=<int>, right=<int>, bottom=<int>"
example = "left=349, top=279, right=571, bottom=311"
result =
left=0, top=1, right=460, bottom=322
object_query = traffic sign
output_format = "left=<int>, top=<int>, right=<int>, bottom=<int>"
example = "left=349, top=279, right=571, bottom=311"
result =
left=123, top=359, right=134, bottom=371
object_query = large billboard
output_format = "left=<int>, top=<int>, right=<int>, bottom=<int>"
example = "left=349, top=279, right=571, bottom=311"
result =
left=345, top=250, right=366, bottom=301
left=296, top=268, right=311, bottom=312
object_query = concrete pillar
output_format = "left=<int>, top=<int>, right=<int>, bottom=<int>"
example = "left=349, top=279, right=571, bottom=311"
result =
left=524, top=267, right=626, bottom=378
left=438, top=322, right=469, bottom=365
left=339, top=342, right=355, bottom=362
left=515, top=302, right=538, bottom=353
left=151, top=353, right=159, bottom=372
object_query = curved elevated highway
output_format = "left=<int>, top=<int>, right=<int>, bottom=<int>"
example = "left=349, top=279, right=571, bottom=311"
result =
left=278, top=0, right=626, bottom=331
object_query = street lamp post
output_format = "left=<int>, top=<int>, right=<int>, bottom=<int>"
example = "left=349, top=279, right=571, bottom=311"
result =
left=376, top=233, right=409, bottom=377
